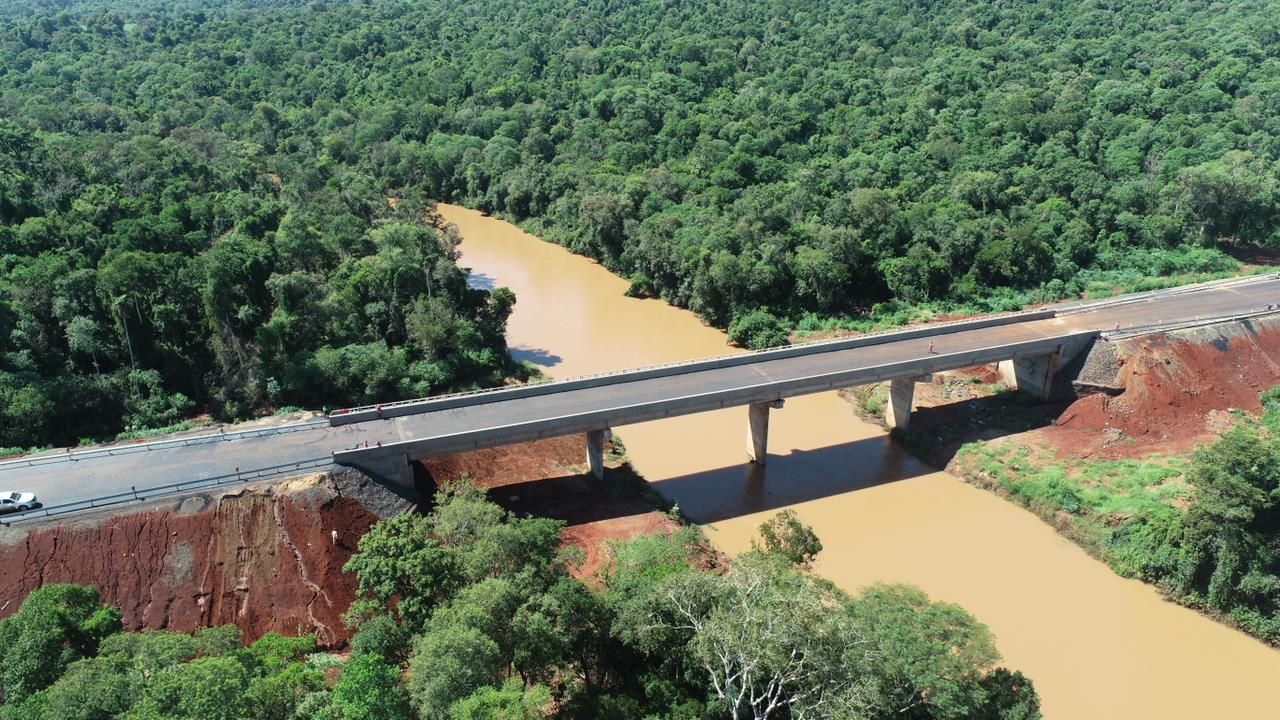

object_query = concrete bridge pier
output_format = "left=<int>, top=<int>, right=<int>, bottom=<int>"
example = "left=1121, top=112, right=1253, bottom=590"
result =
left=883, top=376, right=920, bottom=429
left=586, top=428, right=611, bottom=480
left=998, top=351, right=1060, bottom=401
left=747, top=399, right=784, bottom=465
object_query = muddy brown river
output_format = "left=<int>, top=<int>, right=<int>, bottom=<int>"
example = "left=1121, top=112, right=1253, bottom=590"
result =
left=440, top=203, right=1280, bottom=719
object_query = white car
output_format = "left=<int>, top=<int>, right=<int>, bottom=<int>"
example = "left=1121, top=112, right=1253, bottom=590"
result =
left=0, top=492, right=36, bottom=513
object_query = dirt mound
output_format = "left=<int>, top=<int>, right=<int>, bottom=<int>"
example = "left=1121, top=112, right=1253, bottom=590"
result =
left=1045, top=321, right=1280, bottom=458
left=0, top=475, right=378, bottom=648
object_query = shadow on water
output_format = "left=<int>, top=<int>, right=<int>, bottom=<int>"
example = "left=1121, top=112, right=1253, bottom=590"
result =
left=510, top=346, right=563, bottom=367
left=465, top=270, right=498, bottom=290
left=651, top=434, right=935, bottom=524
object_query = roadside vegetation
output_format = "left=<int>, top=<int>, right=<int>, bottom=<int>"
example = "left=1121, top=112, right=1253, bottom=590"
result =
left=0, top=483, right=1040, bottom=720
left=954, top=386, right=1280, bottom=643
left=4, top=0, right=1280, bottom=446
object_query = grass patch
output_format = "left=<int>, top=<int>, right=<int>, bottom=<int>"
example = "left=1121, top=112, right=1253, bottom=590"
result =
left=306, top=653, right=344, bottom=670
left=115, top=420, right=200, bottom=441
left=0, top=445, right=52, bottom=458
left=954, top=441, right=1191, bottom=565
left=889, top=426, right=944, bottom=463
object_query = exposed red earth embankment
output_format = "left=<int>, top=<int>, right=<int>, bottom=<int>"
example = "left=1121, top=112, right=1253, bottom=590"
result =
left=0, top=437, right=674, bottom=645
left=1045, top=319, right=1280, bottom=458
left=0, top=473, right=388, bottom=647
left=420, top=435, right=678, bottom=581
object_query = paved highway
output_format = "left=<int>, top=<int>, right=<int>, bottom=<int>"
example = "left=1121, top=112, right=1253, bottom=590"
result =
left=3, top=275, right=1277, bottom=516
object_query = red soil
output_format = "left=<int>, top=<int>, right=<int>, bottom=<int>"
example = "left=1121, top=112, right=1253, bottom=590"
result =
left=0, top=476, right=378, bottom=647
left=0, top=438, right=676, bottom=644
left=420, top=436, right=678, bottom=580
left=419, top=436, right=585, bottom=489
left=1043, top=324, right=1280, bottom=458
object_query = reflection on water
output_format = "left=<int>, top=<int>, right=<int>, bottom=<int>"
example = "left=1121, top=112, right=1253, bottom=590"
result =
left=440, top=202, right=1280, bottom=720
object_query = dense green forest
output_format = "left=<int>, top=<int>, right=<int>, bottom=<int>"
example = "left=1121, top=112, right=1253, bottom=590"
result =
left=3, top=0, right=1279, bottom=444
left=0, top=490, right=1040, bottom=720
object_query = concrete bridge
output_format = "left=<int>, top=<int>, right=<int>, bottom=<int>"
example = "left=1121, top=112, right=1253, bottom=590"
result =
left=330, top=274, right=1280, bottom=487
left=5, top=274, right=1277, bottom=521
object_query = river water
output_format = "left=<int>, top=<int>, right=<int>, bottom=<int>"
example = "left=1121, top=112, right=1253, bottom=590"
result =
left=440, top=203, right=1280, bottom=719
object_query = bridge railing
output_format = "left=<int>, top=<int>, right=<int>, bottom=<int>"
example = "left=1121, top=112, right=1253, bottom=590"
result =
left=335, top=329, right=1100, bottom=464
left=1, top=456, right=334, bottom=526
left=1105, top=308, right=1280, bottom=340
left=1056, top=270, right=1280, bottom=316
left=329, top=307, right=1058, bottom=425
left=0, top=418, right=329, bottom=473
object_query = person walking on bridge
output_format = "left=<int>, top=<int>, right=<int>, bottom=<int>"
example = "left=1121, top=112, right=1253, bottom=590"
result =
left=927, top=341, right=935, bottom=354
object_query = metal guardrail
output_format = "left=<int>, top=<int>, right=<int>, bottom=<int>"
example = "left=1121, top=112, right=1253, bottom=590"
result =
left=1105, top=308, right=1280, bottom=340
left=0, top=456, right=335, bottom=526
left=329, top=307, right=1059, bottom=424
left=0, top=418, right=329, bottom=473
left=1055, top=271, right=1280, bottom=316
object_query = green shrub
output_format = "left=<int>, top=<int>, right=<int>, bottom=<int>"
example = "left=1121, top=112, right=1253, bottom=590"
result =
left=350, top=615, right=409, bottom=664
left=727, top=309, right=791, bottom=350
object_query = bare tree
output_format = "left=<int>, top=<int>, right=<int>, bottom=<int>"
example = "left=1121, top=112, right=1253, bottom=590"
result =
left=663, top=554, right=880, bottom=720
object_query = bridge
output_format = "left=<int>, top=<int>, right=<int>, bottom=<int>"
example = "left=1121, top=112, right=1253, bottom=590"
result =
left=329, top=274, right=1279, bottom=486
left=4, top=275, right=1278, bottom=520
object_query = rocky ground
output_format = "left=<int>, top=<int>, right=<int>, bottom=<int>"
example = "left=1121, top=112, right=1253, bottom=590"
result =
left=1041, top=318, right=1280, bottom=459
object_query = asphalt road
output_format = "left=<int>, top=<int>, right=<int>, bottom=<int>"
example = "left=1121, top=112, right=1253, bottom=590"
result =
left=4, top=276, right=1277, bottom=514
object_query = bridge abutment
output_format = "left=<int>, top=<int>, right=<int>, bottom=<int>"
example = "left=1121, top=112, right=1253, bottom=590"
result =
left=883, top=376, right=919, bottom=429
left=344, top=452, right=415, bottom=493
left=997, top=351, right=1060, bottom=401
left=586, top=428, right=610, bottom=480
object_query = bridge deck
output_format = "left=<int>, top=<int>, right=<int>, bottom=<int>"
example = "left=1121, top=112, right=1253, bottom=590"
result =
left=4, top=275, right=1277, bottom=515
left=335, top=275, right=1278, bottom=463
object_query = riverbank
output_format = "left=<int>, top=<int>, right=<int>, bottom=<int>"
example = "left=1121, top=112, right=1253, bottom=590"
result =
left=441, top=202, right=1280, bottom=720
left=868, top=317, right=1280, bottom=645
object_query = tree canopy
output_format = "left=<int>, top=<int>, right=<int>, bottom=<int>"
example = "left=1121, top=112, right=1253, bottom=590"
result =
left=0, top=491, right=1039, bottom=719
left=3, top=0, right=1278, bottom=443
